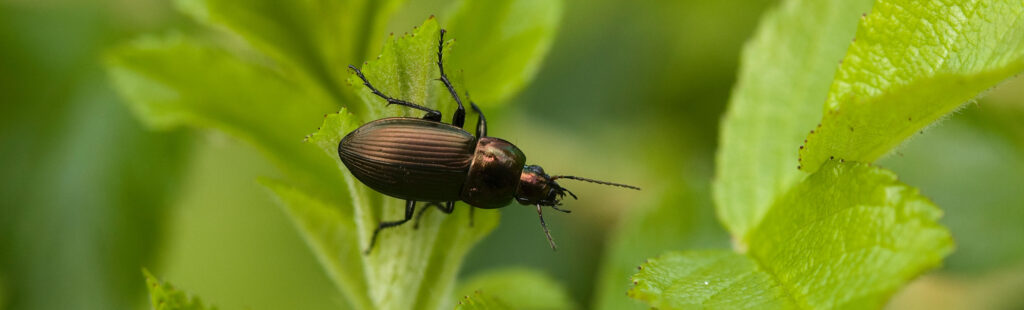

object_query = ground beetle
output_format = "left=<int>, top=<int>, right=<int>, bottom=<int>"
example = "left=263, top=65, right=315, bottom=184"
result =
left=341, top=29, right=640, bottom=254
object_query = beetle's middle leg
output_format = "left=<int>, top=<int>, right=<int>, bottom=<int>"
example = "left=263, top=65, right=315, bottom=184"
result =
left=349, top=65, right=442, bottom=122
left=437, top=29, right=466, bottom=128
left=414, top=201, right=455, bottom=229
left=365, top=200, right=417, bottom=254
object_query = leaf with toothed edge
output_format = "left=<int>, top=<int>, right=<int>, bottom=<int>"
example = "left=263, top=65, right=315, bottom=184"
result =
left=712, top=0, right=876, bottom=242
left=623, top=0, right=1014, bottom=307
left=310, top=18, right=501, bottom=310
left=144, top=269, right=216, bottom=310
left=799, top=0, right=1024, bottom=173
left=631, top=162, right=952, bottom=309
left=110, top=0, right=564, bottom=307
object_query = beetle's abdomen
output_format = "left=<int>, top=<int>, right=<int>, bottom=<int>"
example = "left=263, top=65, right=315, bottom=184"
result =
left=338, top=118, right=475, bottom=202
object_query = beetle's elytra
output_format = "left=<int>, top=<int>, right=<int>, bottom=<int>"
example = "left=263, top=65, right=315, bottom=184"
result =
left=341, top=28, right=640, bottom=254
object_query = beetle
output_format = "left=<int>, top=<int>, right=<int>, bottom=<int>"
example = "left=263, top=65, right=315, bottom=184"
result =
left=342, top=29, right=640, bottom=254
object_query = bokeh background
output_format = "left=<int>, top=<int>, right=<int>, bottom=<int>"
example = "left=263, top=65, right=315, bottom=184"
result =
left=2, top=0, right=1023, bottom=309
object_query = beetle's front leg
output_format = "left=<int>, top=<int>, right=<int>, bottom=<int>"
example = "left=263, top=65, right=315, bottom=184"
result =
left=349, top=65, right=443, bottom=121
left=364, top=200, right=417, bottom=254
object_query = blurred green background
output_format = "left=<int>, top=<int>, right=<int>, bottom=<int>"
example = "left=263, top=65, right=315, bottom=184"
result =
left=2, top=0, right=1023, bottom=310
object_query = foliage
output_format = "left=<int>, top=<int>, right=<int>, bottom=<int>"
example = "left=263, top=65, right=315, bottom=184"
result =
left=627, top=0, right=1024, bottom=308
left=631, top=162, right=951, bottom=308
left=799, top=0, right=1024, bottom=172
left=144, top=269, right=216, bottom=310
left=106, top=0, right=562, bottom=309
left=454, top=268, right=578, bottom=310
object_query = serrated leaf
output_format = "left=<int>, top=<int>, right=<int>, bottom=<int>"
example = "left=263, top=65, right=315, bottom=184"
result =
left=346, top=17, right=458, bottom=123
left=309, top=18, right=499, bottom=310
left=454, top=291, right=511, bottom=310
left=629, top=250, right=793, bottom=309
left=799, top=0, right=1024, bottom=173
left=881, top=110, right=1024, bottom=273
left=455, top=268, right=577, bottom=310
left=445, top=0, right=563, bottom=105
left=592, top=184, right=728, bottom=310
left=175, top=0, right=404, bottom=110
left=631, top=162, right=953, bottom=309
left=713, top=0, right=875, bottom=240
left=144, top=269, right=216, bottom=310
left=105, top=34, right=350, bottom=207
left=260, top=178, right=372, bottom=310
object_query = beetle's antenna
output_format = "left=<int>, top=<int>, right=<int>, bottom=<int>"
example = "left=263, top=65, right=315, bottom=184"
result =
left=536, top=205, right=558, bottom=250
left=550, top=175, right=641, bottom=190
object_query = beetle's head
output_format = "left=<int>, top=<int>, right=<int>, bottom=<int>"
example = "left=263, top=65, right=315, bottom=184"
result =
left=515, top=165, right=575, bottom=207
left=514, top=164, right=642, bottom=250
left=515, top=165, right=643, bottom=207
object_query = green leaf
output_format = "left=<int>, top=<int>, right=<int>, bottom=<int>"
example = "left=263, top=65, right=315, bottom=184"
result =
left=712, top=0, right=875, bottom=240
left=105, top=34, right=350, bottom=207
left=345, top=17, right=459, bottom=123
left=881, top=109, right=1024, bottom=273
left=631, top=162, right=953, bottom=309
left=455, top=268, right=578, bottom=310
left=144, top=269, right=216, bottom=310
left=445, top=0, right=563, bottom=105
left=454, top=291, right=511, bottom=310
left=308, top=18, right=500, bottom=310
left=629, top=250, right=793, bottom=309
left=592, top=183, right=729, bottom=310
left=260, top=178, right=372, bottom=310
left=799, top=0, right=1024, bottom=173
left=176, top=0, right=405, bottom=110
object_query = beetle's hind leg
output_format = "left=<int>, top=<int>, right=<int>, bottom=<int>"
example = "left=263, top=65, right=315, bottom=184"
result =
left=413, top=201, right=455, bottom=229
left=349, top=65, right=442, bottom=121
left=365, top=200, right=417, bottom=255
left=436, top=29, right=466, bottom=128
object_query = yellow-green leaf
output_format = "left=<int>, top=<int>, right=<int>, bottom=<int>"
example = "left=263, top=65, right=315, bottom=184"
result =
left=631, top=162, right=953, bottom=309
left=446, top=0, right=563, bottom=105
left=309, top=18, right=499, bottom=310
left=799, top=0, right=1024, bottom=172
left=144, top=269, right=216, bottom=310
left=455, top=268, right=577, bottom=310
left=713, top=0, right=875, bottom=240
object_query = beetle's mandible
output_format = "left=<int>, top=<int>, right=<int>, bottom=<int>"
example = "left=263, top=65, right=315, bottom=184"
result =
left=341, top=28, right=640, bottom=254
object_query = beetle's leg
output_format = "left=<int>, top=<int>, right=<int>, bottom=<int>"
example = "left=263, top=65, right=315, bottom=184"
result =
left=349, top=65, right=442, bottom=121
left=437, top=29, right=466, bottom=128
left=536, top=204, right=557, bottom=250
left=469, top=99, right=487, bottom=138
left=364, top=200, right=417, bottom=255
left=413, top=201, right=455, bottom=229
